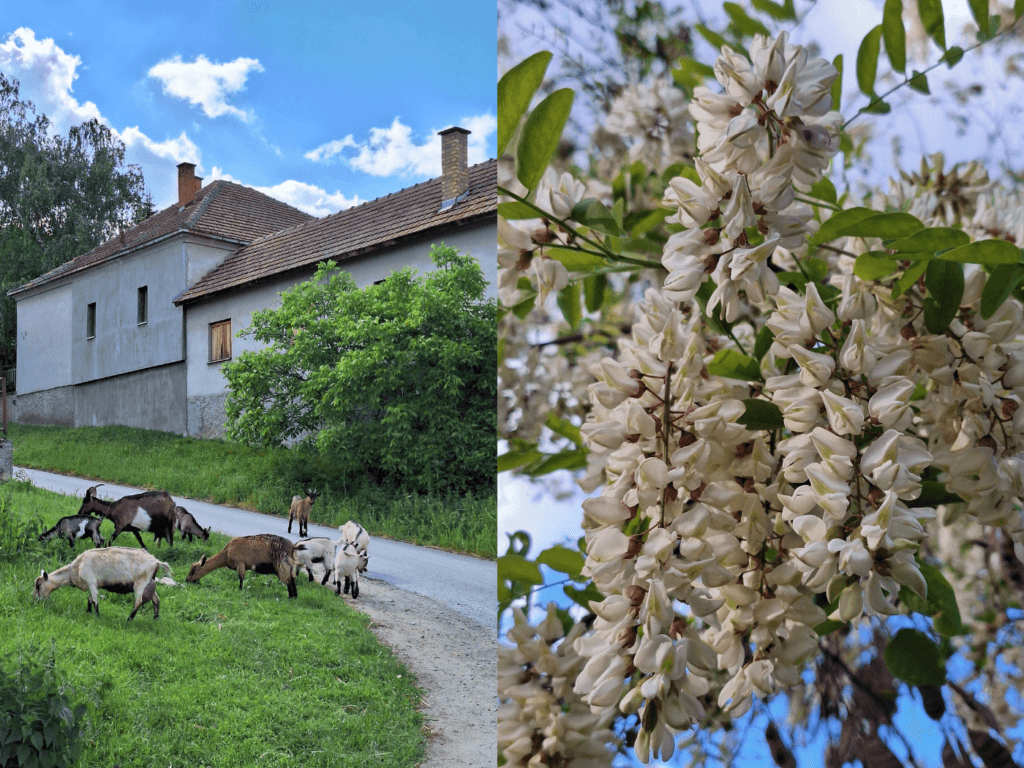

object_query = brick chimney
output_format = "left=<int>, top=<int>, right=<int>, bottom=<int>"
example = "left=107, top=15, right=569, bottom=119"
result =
left=438, top=126, right=470, bottom=211
left=177, top=162, right=203, bottom=207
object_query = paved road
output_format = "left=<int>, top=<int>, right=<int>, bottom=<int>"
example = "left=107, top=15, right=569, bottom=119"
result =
left=19, top=466, right=496, bottom=629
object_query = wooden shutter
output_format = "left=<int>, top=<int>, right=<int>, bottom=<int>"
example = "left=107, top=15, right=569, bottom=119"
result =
left=210, top=320, right=232, bottom=362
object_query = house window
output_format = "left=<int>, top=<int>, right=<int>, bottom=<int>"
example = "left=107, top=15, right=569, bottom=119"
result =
left=209, top=319, right=232, bottom=363
left=86, top=303, right=96, bottom=339
left=137, top=286, right=148, bottom=325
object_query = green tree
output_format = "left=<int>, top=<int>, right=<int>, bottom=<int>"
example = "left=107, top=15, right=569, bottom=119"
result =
left=0, top=73, right=152, bottom=371
left=223, top=244, right=496, bottom=495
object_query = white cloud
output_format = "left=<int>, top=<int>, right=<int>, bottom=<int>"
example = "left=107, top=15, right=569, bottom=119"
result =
left=304, top=114, right=496, bottom=177
left=147, top=54, right=263, bottom=122
left=209, top=167, right=362, bottom=217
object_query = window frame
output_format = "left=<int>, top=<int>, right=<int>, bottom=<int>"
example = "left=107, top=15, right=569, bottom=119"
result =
left=208, top=319, right=232, bottom=364
left=86, top=302, right=96, bottom=340
left=137, top=285, right=148, bottom=326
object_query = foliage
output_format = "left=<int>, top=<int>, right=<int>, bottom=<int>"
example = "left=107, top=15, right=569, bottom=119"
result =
left=0, top=642, right=102, bottom=768
left=0, top=481, right=44, bottom=561
left=3, top=482, right=424, bottom=766
left=499, top=1, right=1024, bottom=766
left=0, top=74, right=152, bottom=371
left=9, top=423, right=495, bottom=557
left=223, top=244, right=496, bottom=496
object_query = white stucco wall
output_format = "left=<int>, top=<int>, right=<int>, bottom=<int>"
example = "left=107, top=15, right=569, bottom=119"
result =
left=16, top=282, right=73, bottom=395
left=185, top=238, right=237, bottom=288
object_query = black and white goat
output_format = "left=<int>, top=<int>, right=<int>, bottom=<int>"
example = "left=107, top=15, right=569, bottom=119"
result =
left=174, top=506, right=210, bottom=542
left=38, top=515, right=104, bottom=550
left=292, top=536, right=342, bottom=585
left=333, top=542, right=368, bottom=599
left=33, top=547, right=172, bottom=619
left=339, top=520, right=370, bottom=574
left=77, top=484, right=178, bottom=550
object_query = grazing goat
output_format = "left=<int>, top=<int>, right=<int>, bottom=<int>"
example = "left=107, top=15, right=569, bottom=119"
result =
left=339, top=520, right=370, bottom=574
left=287, top=487, right=318, bottom=537
left=333, top=542, right=368, bottom=599
left=186, top=534, right=298, bottom=598
left=174, top=506, right=210, bottom=543
left=33, top=547, right=171, bottom=620
left=77, top=485, right=177, bottom=550
left=39, top=514, right=104, bottom=550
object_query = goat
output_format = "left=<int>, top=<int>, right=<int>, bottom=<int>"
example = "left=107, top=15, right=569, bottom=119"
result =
left=339, top=520, right=370, bottom=574
left=77, top=484, right=177, bottom=550
left=287, top=487, right=318, bottom=537
left=38, top=514, right=105, bottom=550
left=33, top=547, right=171, bottom=620
left=174, top=506, right=210, bottom=543
left=333, top=542, right=368, bottom=599
left=186, top=534, right=298, bottom=598
left=293, top=535, right=344, bottom=585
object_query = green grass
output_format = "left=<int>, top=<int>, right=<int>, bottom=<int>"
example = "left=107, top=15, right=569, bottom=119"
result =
left=0, top=480, right=425, bottom=767
left=8, top=423, right=496, bottom=558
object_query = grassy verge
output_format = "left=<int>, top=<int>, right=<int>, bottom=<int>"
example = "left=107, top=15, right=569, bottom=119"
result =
left=8, top=423, right=496, bottom=558
left=0, top=480, right=425, bottom=767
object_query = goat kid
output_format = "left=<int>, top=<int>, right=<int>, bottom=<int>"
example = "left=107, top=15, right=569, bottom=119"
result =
left=39, top=514, right=104, bottom=550
left=186, top=534, right=298, bottom=598
left=293, top=537, right=342, bottom=585
left=333, top=542, right=368, bottom=599
left=339, top=520, right=370, bottom=574
left=287, top=487, right=318, bottom=537
left=77, top=484, right=177, bottom=550
left=174, top=506, right=211, bottom=542
left=33, top=547, right=172, bottom=620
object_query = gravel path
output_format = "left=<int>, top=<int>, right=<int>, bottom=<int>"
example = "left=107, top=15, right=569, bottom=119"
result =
left=19, top=467, right=496, bottom=767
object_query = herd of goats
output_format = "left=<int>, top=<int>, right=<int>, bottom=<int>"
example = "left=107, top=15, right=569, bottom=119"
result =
left=30, top=485, right=370, bottom=620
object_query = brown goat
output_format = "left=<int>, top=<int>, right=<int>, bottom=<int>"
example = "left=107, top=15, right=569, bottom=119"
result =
left=287, top=487, right=319, bottom=537
left=77, top=485, right=177, bottom=550
left=185, top=534, right=298, bottom=598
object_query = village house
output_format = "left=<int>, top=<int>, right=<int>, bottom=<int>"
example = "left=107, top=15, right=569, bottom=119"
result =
left=9, top=127, right=497, bottom=438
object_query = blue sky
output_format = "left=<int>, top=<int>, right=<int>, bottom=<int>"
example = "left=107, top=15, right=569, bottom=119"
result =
left=0, top=0, right=496, bottom=215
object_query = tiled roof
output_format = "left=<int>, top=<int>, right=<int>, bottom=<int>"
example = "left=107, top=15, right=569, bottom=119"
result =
left=174, top=159, right=497, bottom=305
left=8, top=181, right=314, bottom=296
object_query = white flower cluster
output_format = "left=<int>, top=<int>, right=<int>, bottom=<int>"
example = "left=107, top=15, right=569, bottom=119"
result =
left=604, top=77, right=694, bottom=172
left=498, top=605, right=620, bottom=767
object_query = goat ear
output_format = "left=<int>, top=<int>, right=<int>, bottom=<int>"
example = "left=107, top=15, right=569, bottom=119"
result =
left=199, top=555, right=207, bottom=566
left=205, top=527, right=211, bottom=534
left=40, top=570, right=48, bottom=580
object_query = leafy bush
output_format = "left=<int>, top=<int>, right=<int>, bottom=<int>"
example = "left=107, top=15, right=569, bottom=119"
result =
left=0, top=642, right=102, bottom=768
left=0, top=481, right=43, bottom=561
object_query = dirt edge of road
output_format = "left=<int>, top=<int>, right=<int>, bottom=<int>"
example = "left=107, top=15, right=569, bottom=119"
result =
left=329, top=574, right=495, bottom=768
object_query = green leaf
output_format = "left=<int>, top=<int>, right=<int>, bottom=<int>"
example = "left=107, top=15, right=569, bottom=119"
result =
left=981, top=263, right=1024, bottom=319
left=753, top=324, right=775, bottom=361
left=570, top=198, right=624, bottom=237
left=943, top=46, right=964, bottom=67
left=883, top=0, right=907, bottom=73
left=908, top=480, right=965, bottom=507
left=557, top=283, right=582, bottom=330
left=1017, top=0, right=1024, bottom=20
left=923, top=259, right=964, bottom=333
left=524, top=448, right=588, bottom=476
left=855, top=251, right=899, bottom=281
left=546, top=247, right=607, bottom=272
left=892, top=260, right=930, bottom=298
left=890, top=227, right=970, bottom=253
left=497, top=201, right=540, bottom=220
left=545, top=413, right=582, bottom=447
left=695, top=24, right=729, bottom=50
left=937, top=239, right=1021, bottom=265
left=498, top=444, right=544, bottom=472
left=564, top=582, right=605, bottom=611
left=724, top=2, right=771, bottom=36
left=808, top=177, right=838, bottom=205
left=884, top=628, right=947, bottom=686
left=837, top=212, right=925, bottom=239
left=583, top=273, right=607, bottom=313
left=856, top=25, right=884, bottom=97
left=708, top=349, right=762, bottom=382
left=918, top=0, right=946, bottom=49
left=921, top=563, right=962, bottom=636
left=694, top=279, right=734, bottom=336
left=804, top=257, right=829, bottom=284
left=737, top=399, right=785, bottom=431
left=672, top=58, right=716, bottom=90
left=536, top=545, right=585, bottom=579
left=811, top=206, right=878, bottom=245
left=909, top=70, right=930, bottom=94
left=863, top=99, right=892, bottom=114
left=815, top=619, right=847, bottom=636
left=515, top=88, right=575, bottom=191
left=751, top=0, right=797, bottom=19
left=969, top=0, right=990, bottom=37
left=498, top=553, right=544, bottom=586
left=831, top=54, right=843, bottom=111
left=498, top=51, right=553, bottom=156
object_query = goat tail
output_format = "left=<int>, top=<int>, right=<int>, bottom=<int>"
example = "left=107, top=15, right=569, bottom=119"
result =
left=157, top=560, right=173, bottom=577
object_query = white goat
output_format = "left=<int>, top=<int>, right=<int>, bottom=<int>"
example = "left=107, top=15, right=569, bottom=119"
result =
left=33, top=547, right=172, bottom=620
left=292, top=536, right=343, bottom=585
left=339, top=520, right=370, bottom=573
left=333, top=542, right=368, bottom=599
